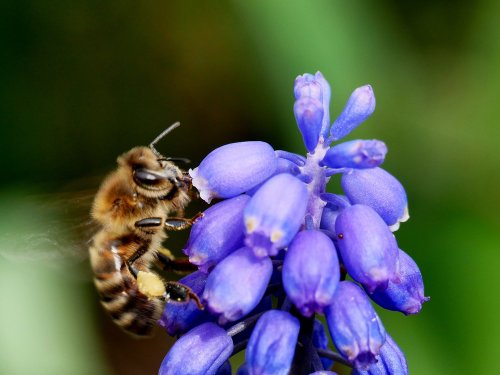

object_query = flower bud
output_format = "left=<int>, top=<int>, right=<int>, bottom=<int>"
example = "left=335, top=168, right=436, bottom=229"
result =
left=244, top=173, right=308, bottom=257
left=294, top=73, right=322, bottom=99
left=294, top=72, right=331, bottom=151
left=330, top=85, right=375, bottom=141
left=341, top=167, right=408, bottom=230
left=370, top=249, right=429, bottom=315
left=159, top=323, right=233, bottom=375
left=325, top=281, right=386, bottom=370
left=352, top=334, right=408, bottom=375
left=282, top=230, right=340, bottom=316
left=246, top=310, right=300, bottom=375
left=183, top=195, right=250, bottom=272
left=322, top=139, right=387, bottom=169
left=190, top=141, right=278, bottom=203
left=203, top=247, right=272, bottom=324
left=335, top=204, right=399, bottom=293
left=294, top=97, right=324, bottom=152
left=320, top=204, right=343, bottom=237
left=158, top=271, right=213, bottom=336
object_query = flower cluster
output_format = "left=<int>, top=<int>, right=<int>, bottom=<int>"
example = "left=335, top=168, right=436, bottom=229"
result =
left=158, top=72, right=428, bottom=375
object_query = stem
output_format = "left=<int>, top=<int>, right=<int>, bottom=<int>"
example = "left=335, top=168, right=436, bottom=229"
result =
left=302, top=143, right=329, bottom=229
left=325, top=167, right=349, bottom=176
left=232, top=339, right=249, bottom=356
left=305, top=214, right=315, bottom=230
left=275, top=150, right=307, bottom=166
left=316, top=348, right=353, bottom=368
left=310, top=348, right=325, bottom=372
left=295, top=315, right=317, bottom=374
left=320, top=193, right=351, bottom=209
left=226, top=312, right=264, bottom=337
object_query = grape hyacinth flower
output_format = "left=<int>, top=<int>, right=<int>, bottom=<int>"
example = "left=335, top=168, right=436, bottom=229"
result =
left=352, top=335, right=408, bottom=375
left=183, top=194, right=250, bottom=272
left=324, top=281, right=386, bottom=369
left=158, top=270, right=214, bottom=336
left=159, top=323, right=233, bottom=375
left=246, top=310, right=300, bottom=374
left=159, top=72, right=428, bottom=374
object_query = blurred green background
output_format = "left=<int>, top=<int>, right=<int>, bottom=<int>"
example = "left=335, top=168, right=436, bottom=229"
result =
left=1, top=1, right=499, bottom=374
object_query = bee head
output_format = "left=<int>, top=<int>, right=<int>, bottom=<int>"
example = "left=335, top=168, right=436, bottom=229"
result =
left=117, top=123, right=190, bottom=199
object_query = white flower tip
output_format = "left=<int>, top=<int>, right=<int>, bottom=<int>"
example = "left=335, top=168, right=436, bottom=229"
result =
left=389, top=221, right=400, bottom=232
left=199, top=190, right=214, bottom=204
left=400, top=205, right=410, bottom=222
left=189, top=167, right=218, bottom=203
left=389, top=206, right=410, bottom=232
left=188, top=254, right=205, bottom=267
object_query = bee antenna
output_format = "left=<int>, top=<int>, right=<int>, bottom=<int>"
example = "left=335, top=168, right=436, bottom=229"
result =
left=149, top=122, right=181, bottom=157
left=165, top=156, right=191, bottom=164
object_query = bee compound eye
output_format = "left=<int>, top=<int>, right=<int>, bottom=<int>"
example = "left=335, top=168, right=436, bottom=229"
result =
left=133, top=168, right=165, bottom=187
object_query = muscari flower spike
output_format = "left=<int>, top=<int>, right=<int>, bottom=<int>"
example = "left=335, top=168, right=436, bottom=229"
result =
left=158, top=72, right=427, bottom=375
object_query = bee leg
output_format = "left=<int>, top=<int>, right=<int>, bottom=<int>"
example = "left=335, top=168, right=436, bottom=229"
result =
left=164, top=212, right=203, bottom=231
left=126, top=242, right=150, bottom=278
left=156, top=248, right=197, bottom=273
left=135, top=213, right=202, bottom=232
left=136, top=270, right=166, bottom=298
left=165, top=281, right=204, bottom=310
left=134, top=217, right=162, bottom=232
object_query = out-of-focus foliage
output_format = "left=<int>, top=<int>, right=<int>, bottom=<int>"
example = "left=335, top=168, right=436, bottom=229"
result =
left=0, top=1, right=498, bottom=374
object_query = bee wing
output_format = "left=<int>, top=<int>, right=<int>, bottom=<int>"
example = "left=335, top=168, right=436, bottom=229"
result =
left=0, top=189, right=98, bottom=280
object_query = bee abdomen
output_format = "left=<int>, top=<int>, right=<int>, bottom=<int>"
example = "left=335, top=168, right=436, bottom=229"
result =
left=103, top=286, right=163, bottom=336
left=90, top=235, right=164, bottom=336
left=116, top=295, right=163, bottom=336
left=93, top=273, right=164, bottom=336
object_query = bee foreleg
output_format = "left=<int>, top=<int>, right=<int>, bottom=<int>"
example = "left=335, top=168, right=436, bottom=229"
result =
left=135, top=217, right=162, bottom=229
left=164, top=212, right=203, bottom=231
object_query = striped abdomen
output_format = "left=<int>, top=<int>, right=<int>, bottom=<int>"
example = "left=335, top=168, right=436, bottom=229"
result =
left=89, top=232, right=163, bottom=336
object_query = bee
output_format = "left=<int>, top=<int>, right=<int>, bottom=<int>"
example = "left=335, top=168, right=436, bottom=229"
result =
left=89, top=123, right=202, bottom=336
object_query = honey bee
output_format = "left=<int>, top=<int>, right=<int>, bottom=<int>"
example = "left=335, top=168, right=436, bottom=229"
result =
left=89, top=123, right=202, bottom=336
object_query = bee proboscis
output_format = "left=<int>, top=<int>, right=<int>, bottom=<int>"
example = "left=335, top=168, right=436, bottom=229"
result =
left=89, top=123, right=202, bottom=336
